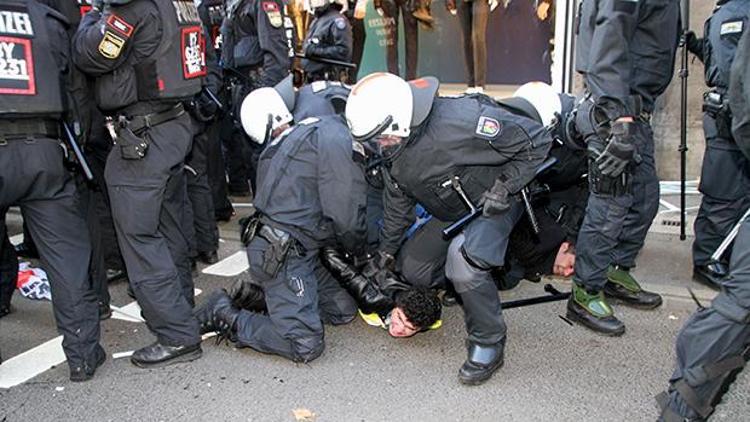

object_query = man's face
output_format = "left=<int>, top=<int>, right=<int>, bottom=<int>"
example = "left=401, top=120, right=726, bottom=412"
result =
left=388, top=307, right=420, bottom=338
left=553, top=242, right=575, bottom=277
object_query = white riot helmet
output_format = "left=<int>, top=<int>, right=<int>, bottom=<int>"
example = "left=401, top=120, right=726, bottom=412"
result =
left=512, top=82, right=562, bottom=127
left=240, top=87, right=293, bottom=145
left=346, top=72, right=414, bottom=141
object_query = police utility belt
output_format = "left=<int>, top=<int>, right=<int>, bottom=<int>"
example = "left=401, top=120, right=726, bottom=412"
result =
left=106, top=103, right=185, bottom=160
left=241, top=214, right=305, bottom=277
left=0, top=119, right=58, bottom=143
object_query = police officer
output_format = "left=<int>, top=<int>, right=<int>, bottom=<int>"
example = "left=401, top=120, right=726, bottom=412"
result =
left=197, top=0, right=236, bottom=222
left=686, top=0, right=750, bottom=289
left=194, top=85, right=367, bottom=363
left=569, top=0, right=680, bottom=335
left=221, top=0, right=296, bottom=193
left=73, top=0, right=205, bottom=367
left=375, top=0, right=419, bottom=80
left=301, top=0, right=352, bottom=83
left=186, top=20, right=223, bottom=265
left=658, top=27, right=750, bottom=412
left=0, top=0, right=104, bottom=381
left=346, top=73, right=552, bottom=385
left=657, top=24, right=750, bottom=422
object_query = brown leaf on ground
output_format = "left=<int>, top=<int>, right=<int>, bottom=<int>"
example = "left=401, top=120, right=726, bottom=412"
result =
left=292, top=408, right=316, bottom=421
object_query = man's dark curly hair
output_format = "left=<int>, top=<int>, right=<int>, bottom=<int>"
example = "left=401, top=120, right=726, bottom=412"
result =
left=395, top=288, right=442, bottom=330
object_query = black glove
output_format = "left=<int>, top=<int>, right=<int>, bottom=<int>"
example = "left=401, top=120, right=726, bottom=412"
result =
left=595, top=120, right=635, bottom=177
left=482, top=178, right=511, bottom=217
left=321, top=248, right=393, bottom=314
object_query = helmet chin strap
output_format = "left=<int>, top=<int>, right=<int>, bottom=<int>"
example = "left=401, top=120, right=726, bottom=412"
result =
left=262, top=114, right=274, bottom=145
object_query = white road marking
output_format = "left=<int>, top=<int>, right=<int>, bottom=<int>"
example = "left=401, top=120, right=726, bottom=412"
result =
left=0, top=289, right=203, bottom=388
left=0, top=336, right=65, bottom=389
left=201, top=251, right=248, bottom=277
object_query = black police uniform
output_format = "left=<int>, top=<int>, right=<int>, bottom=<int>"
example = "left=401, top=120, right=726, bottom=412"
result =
left=658, top=24, right=750, bottom=422
left=0, top=0, right=103, bottom=378
left=302, top=4, right=353, bottom=82
left=237, top=116, right=366, bottom=362
left=73, top=0, right=206, bottom=361
left=380, top=90, right=551, bottom=383
left=376, top=0, right=418, bottom=79
left=197, top=0, right=235, bottom=221
left=221, top=0, right=295, bottom=193
left=293, top=80, right=351, bottom=121
left=688, top=0, right=750, bottom=286
left=185, top=24, right=223, bottom=264
left=571, top=0, right=679, bottom=330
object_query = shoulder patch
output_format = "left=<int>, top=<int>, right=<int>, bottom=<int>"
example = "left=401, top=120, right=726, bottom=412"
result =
left=262, top=1, right=282, bottom=28
left=475, top=116, right=502, bottom=138
left=298, top=117, right=320, bottom=126
left=334, top=17, right=347, bottom=30
left=106, top=14, right=134, bottom=37
left=721, top=20, right=743, bottom=36
left=98, top=30, right=126, bottom=59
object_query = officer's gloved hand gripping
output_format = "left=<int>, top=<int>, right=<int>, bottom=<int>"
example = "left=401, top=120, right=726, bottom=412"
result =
left=482, top=179, right=511, bottom=217
left=594, top=118, right=636, bottom=178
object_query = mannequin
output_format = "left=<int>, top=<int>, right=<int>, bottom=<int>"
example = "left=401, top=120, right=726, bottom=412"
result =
left=375, top=0, right=419, bottom=80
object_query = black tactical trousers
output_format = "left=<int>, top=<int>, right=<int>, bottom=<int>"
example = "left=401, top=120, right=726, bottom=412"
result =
left=396, top=217, right=452, bottom=290
left=663, top=215, right=750, bottom=420
left=574, top=121, right=660, bottom=291
left=458, top=0, right=489, bottom=88
left=693, top=113, right=750, bottom=267
left=74, top=172, right=110, bottom=309
left=187, top=119, right=220, bottom=255
left=220, top=113, right=251, bottom=195
left=105, top=113, right=200, bottom=347
left=237, top=236, right=357, bottom=362
left=205, top=120, right=233, bottom=220
left=445, top=202, right=523, bottom=346
left=382, top=0, right=419, bottom=80
left=0, top=216, right=17, bottom=313
left=0, top=135, right=100, bottom=369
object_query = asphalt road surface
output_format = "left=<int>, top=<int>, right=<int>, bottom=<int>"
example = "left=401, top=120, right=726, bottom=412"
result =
left=1, top=202, right=748, bottom=421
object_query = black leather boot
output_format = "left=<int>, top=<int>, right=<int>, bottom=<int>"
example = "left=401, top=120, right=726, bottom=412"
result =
left=693, top=262, right=728, bottom=290
left=70, top=345, right=106, bottom=382
left=604, top=265, right=662, bottom=309
left=458, top=341, right=505, bottom=385
left=130, top=342, right=202, bottom=368
left=193, top=289, right=240, bottom=340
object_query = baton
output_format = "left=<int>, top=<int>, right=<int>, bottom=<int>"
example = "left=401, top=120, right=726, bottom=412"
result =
left=711, top=207, right=750, bottom=262
left=203, top=87, right=224, bottom=112
left=295, top=53, right=357, bottom=69
left=62, top=123, right=94, bottom=182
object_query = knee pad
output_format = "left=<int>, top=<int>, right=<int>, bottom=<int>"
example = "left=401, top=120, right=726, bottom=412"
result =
left=444, top=235, right=489, bottom=294
left=291, top=333, right=325, bottom=363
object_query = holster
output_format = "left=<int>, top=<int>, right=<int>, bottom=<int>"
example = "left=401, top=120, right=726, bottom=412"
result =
left=587, top=153, right=631, bottom=197
left=703, top=91, right=733, bottom=139
left=109, top=116, right=149, bottom=160
left=258, top=225, right=294, bottom=278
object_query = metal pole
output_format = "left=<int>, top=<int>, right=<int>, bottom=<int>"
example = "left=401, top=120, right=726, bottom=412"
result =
left=679, top=0, right=690, bottom=240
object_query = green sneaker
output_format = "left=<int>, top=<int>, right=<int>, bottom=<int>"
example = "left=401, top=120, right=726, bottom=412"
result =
left=605, top=265, right=662, bottom=309
left=566, top=284, right=625, bottom=336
